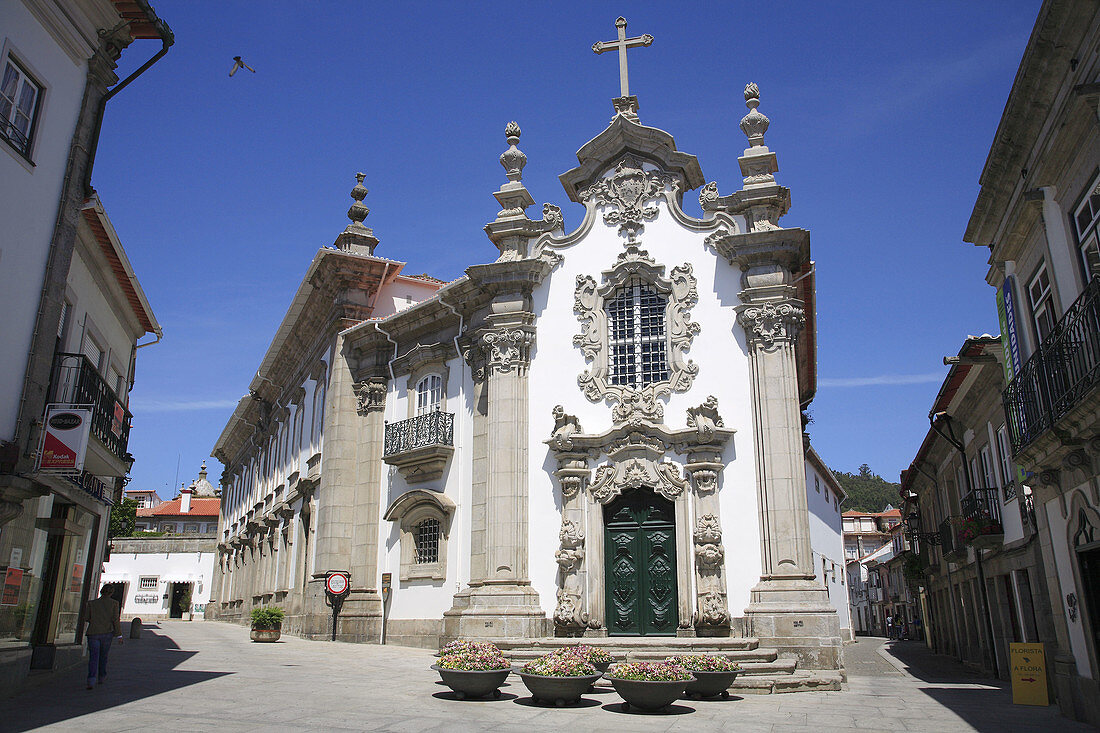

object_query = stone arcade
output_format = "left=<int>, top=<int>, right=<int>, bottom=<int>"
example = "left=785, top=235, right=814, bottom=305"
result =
left=208, top=20, right=847, bottom=683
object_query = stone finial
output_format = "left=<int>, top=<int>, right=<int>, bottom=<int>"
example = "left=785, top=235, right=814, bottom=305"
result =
left=740, top=82, right=770, bottom=147
left=199, top=461, right=207, bottom=477
left=347, top=172, right=370, bottom=227
left=334, top=172, right=379, bottom=254
left=500, top=122, right=527, bottom=183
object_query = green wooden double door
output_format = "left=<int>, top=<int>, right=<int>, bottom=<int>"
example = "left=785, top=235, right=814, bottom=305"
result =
left=605, top=489, right=677, bottom=636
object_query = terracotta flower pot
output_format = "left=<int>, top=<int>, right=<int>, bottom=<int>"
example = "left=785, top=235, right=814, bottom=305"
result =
left=516, top=671, right=603, bottom=706
left=431, top=665, right=510, bottom=700
left=682, top=669, right=739, bottom=699
left=250, top=626, right=281, bottom=642
left=606, top=675, right=693, bottom=712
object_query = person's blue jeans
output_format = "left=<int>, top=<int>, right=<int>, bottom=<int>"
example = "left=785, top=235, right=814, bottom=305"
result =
left=87, top=633, right=114, bottom=684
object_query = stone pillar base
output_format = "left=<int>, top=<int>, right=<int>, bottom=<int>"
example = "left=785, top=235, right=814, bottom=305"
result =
left=582, top=627, right=609, bottom=638
left=294, top=582, right=384, bottom=643
left=744, top=578, right=843, bottom=670
left=441, top=584, right=549, bottom=644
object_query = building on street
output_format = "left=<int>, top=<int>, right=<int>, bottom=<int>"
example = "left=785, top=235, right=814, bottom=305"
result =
left=0, top=0, right=171, bottom=694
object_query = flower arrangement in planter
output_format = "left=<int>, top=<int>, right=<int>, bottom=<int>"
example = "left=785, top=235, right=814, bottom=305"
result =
left=249, top=606, right=284, bottom=642
left=549, top=644, right=614, bottom=672
left=516, top=653, right=602, bottom=706
left=666, top=655, right=741, bottom=699
left=955, top=515, right=1003, bottom=546
left=432, top=641, right=511, bottom=699
left=605, top=661, right=694, bottom=712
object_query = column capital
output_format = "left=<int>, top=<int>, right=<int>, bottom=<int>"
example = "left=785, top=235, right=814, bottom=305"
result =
left=464, top=325, right=535, bottom=377
left=736, top=299, right=805, bottom=350
left=354, top=378, right=387, bottom=415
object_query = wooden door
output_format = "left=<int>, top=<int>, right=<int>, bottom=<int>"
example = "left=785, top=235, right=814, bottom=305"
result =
left=604, top=489, right=677, bottom=636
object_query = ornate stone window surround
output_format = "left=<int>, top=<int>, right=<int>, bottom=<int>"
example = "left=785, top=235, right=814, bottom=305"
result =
left=574, top=253, right=700, bottom=424
left=383, top=489, right=456, bottom=582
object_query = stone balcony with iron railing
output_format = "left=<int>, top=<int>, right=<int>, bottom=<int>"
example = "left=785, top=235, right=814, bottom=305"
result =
left=47, top=352, right=133, bottom=474
left=383, top=411, right=455, bottom=483
left=958, top=487, right=1004, bottom=551
left=1003, top=275, right=1100, bottom=460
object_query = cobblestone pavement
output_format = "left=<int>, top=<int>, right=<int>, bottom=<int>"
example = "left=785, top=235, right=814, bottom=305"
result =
left=4, top=623, right=1094, bottom=732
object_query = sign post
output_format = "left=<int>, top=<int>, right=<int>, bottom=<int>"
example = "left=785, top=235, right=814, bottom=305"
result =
left=380, top=573, right=392, bottom=645
left=1009, top=642, right=1049, bottom=706
left=323, top=571, right=351, bottom=642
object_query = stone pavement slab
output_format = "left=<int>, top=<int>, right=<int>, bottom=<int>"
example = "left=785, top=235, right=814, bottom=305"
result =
left=3, top=622, right=1094, bottom=732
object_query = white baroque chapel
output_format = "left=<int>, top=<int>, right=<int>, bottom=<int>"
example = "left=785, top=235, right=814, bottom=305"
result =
left=208, top=19, right=849, bottom=682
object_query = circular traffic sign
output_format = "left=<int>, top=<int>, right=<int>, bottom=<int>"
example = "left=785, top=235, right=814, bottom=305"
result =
left=325, top=572, right=349, bottom=596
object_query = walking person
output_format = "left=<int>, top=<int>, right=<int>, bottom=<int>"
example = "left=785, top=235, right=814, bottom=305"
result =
left=84, top=585, right=123, bottom=690
left=885, top=614, right=894, bottom=640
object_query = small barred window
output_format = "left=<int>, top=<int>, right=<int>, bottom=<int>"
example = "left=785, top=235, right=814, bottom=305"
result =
left=139, top=576, right=158, bottom=590
left=606, top=277, right=669, bottom=388
left=414, top=518, right=440, bottom=564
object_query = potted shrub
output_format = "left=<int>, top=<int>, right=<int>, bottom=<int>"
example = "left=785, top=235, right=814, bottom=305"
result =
left=515, top=653, right=602, bottom=706
left=249, top=606, right=284, bottom=642
left=667, top=655, right=741, bottom=699
left=605, top=661, right=694, bottom=712
left=431, top=642, right=511, bottom=699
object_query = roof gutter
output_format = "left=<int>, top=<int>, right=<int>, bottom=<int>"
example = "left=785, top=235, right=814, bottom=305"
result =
left=83, top=1, right=174, bottom=196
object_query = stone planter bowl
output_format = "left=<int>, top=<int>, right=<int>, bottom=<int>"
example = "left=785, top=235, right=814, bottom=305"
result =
left=431, top=665, right=510, bottom=700
left=682, top=669, right=739, bottom=699
left=516, top=671, right=603, bottom=706
left=250, top=627, right=281, bottom=643
left=606, top=675, right=693, bottom=712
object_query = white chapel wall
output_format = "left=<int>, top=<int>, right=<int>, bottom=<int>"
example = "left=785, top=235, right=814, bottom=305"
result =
left=805, top=460, right=851, bottom=635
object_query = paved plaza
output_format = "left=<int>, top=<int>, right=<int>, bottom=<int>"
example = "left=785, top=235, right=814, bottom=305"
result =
left=4, top=622, right=1094, bottom=732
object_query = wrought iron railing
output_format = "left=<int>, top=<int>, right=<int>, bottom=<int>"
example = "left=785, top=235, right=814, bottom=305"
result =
left=383, top=411, right=454, bottom=457
left=1003, top=276, right=1100, bottom=454
left=49, top=353, right=132, bottom=463
left=1, top=118, right=31, bottom=157
left=961, top=487, right=1002, bottom=527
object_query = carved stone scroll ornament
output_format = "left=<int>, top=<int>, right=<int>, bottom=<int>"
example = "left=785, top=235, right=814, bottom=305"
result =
left=354, top=379, right=387, bottom=415
left=737, top=300, right=805, bottom=350
left=693, top=514, right=724, bottom=572
left=579, top=155, right=679, bottom=242
left=480, top=328, right=535, bottom=374
left=697, top=591, right=729, bottom=626
left=555, top=520, right=585, bottom=571
left=554, top=588, right=588, bottom=629
left=549, top=405, right=582, bottom=451
left=686, top=395, right=723, bottom=442
left=588, top=456, right=687, bottom=503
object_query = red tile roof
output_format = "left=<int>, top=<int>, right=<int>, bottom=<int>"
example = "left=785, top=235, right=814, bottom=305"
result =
left=137, top=497, right=220, bottom=518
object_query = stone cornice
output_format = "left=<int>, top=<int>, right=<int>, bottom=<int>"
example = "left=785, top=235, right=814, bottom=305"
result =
left=465, top=257, right=557, bottom=295
left=706, top=227, right=810, bottom=275
left=559, top=113, right=705, bottom=202
left=391, top=342, right=457, bottom=378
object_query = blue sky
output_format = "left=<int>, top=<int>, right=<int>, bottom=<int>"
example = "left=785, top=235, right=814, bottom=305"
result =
left=93, top=1, right=1040, bottom=495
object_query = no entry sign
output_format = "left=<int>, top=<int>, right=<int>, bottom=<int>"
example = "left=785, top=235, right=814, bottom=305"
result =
left=325, top=571, right=349, bottom=597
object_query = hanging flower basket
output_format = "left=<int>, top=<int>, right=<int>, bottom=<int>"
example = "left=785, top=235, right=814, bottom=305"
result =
left=955, top=516, right=1003, bottom=549
left=666, top=655, right=740, bottom=699
left=515, top=654, right=602, bottom=706
left=605, top=661, right=694, bottom=712
left=432, top=642, right=511, bottom=700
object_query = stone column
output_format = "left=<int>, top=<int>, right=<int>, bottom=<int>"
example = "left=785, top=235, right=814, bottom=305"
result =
left=443, top=315, right=546, bottom=641
left=736, top=261, right=840, bottom=668
left=550, top=434, right=589, bottom=635
left=684, top=418, right=731, bottom=636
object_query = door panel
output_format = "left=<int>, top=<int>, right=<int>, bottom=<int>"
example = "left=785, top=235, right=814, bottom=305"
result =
left=604, top=489, right=677, bottom=636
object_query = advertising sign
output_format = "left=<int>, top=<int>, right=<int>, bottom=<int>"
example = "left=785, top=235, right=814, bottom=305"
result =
left=70, top=563, right=84, bottom=594
left=999, top=276, right=1023, bottom=381
left=37, top=405, right=92, bottom=472
left=111, top=402, right=125, bottom=437
left=1009, top=642, right=1049, bottom=706
left=2, top=568, right=23, bottom=606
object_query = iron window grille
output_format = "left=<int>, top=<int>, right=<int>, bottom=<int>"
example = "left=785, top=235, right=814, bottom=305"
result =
left=139, top=577, right=158, bottom=590
left=606, top=276, right=669, bottom=388
left=414, top=518, right=440, bottom=564
left=0, top=57, right=40, bottom=158
left=384, top=411, right=455, bottom=457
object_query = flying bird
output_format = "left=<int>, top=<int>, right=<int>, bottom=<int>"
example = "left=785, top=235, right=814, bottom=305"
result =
left=229, top=56, right=255, bottom=77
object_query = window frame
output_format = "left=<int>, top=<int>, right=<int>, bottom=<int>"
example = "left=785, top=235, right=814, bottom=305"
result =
left=1072, top=170, right=1100, bottom=284
left=0, top=50, right=44, bottom=163
left=606, top=276, right=670, bottom=389
left=1027, top=263, right=1056, bottom=345
left=139, top=576, right=158, bottom=590
left=415, top=374, right=444, bottom=416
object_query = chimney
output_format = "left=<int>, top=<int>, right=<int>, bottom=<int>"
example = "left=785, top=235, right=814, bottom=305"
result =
left=180, top=485, right=192, bottom=513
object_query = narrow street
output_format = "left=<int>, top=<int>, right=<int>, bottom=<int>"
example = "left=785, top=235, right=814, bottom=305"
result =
left=4, top=624, right=1091, bottom=732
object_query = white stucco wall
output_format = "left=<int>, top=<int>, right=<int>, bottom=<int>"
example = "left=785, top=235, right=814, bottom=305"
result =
left=0, top=2, right=92, bottom=440
left=102, top=548, right=216, bottom=619
left=805, top=460, right=851, bottom=636
left=524, top=169, right=760, bottom=621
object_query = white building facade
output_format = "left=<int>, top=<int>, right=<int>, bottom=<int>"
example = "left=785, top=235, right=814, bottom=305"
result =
left=210, top=81, right=844, bottom=678
left=102, top=535, right=215, bottom=621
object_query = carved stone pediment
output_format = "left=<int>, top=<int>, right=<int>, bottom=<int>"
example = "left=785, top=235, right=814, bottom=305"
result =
left=579, top=156, right=678, bottom=241
left=589, top=452, right=687, bottom=504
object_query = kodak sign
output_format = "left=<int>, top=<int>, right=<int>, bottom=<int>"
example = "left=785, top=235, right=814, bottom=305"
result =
left=37, top=406, right=92, bottom=472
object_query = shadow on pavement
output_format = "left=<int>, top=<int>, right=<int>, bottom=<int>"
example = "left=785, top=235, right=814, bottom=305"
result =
left=6, top=625, right=231, bottom=733
left=885, top=640, right=993, bottom=683
left=600, top=702, right=696, bottom=715
left=512, top=695, right=603, bottom=708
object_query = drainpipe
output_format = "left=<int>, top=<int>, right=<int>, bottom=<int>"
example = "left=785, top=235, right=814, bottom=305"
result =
left=83, top=5, right=175, bottom=196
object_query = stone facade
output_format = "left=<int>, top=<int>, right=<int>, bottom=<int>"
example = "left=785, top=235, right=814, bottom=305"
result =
left=208, top=34, right=843, bottom=675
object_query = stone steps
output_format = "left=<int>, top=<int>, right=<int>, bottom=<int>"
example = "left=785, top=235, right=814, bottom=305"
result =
left=728, top=670, right=844, bottom=694
left=488, top=636, right=761, bottom=653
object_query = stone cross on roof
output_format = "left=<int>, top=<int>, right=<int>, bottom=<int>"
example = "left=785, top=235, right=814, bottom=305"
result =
left=592, top=16, right=653, bottom=99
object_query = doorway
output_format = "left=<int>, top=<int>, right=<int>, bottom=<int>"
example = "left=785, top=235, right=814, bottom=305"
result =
left=169, top=582, right=192, bottom=619
left=604, top=488, right=677, bottom=636
left=1078, top=544, right=1100, bottom=665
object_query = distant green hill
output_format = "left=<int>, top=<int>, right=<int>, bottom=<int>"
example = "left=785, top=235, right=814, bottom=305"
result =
left=832, top=464, right=902, bottom=513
